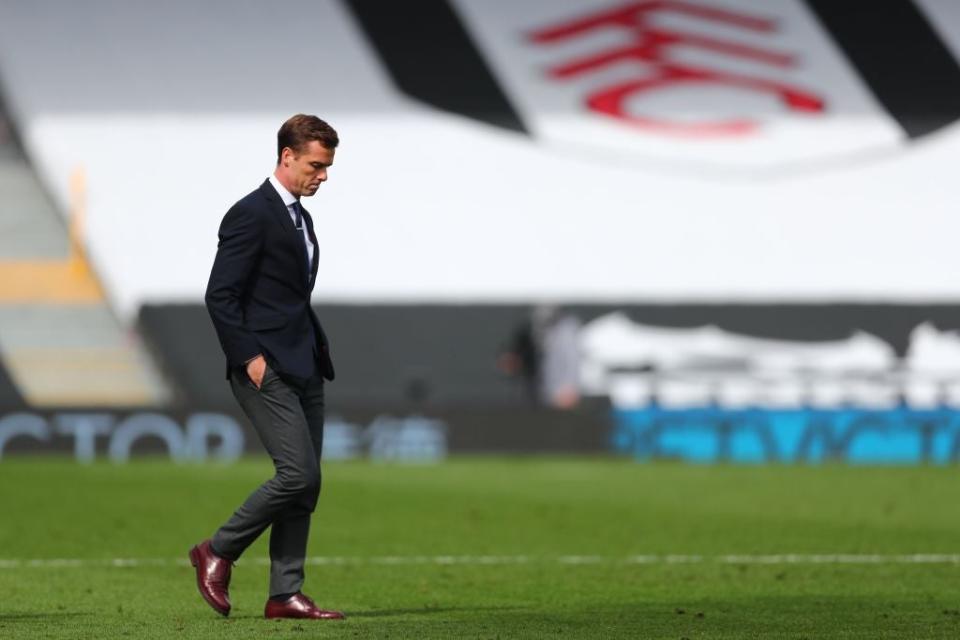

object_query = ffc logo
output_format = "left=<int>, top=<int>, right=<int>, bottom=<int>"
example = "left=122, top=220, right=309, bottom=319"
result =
left=527, top=1, right=825, bottom=137
left=348, top=0, right=960, bottom=169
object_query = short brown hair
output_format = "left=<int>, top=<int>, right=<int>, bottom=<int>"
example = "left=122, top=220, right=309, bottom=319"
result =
left=277, top=114, right=339, bottom=163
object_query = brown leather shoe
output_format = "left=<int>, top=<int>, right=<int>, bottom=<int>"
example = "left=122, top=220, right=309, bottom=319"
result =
left=264, top=593, right=345, bottom=620
left=188, top=539, right=232, bottom=617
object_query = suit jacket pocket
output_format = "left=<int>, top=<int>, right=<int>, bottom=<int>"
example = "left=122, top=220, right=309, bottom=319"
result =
left=245, top=313, right=287, bottom=331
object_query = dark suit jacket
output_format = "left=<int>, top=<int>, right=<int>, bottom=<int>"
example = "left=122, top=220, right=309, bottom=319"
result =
left=205, top=179, right=335, bottom=381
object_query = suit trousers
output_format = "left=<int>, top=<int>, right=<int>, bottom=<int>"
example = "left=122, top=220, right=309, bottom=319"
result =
left=210, top=364, right=325, bottom=597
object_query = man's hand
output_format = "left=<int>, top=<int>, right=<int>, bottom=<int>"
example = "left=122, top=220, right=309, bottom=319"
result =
left=246, top=354, right=267, bottom=389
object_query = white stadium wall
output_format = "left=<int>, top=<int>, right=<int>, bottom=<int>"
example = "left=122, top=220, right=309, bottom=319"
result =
left=0, top=0, right=959, bottom=318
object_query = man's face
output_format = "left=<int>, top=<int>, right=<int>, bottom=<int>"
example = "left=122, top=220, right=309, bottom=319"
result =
left=281, top=140, right=335, bottom=198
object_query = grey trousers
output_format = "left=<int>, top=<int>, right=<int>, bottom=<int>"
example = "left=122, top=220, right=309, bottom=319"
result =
left=210, top=364, right=325, bottom=597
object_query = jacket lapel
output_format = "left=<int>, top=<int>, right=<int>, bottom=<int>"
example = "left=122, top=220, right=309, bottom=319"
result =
left=259, top=180, right=310, bottom=285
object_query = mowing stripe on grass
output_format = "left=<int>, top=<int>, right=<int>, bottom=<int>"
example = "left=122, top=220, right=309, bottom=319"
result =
left=2, top=554, right=960, bottom=569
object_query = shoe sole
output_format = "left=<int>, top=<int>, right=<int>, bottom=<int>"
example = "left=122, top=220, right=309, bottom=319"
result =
left=188, top=546, right=231, bottom=617
left=264, top=613, right=346, bottom=620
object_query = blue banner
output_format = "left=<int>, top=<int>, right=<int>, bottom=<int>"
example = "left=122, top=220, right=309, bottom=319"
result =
left=612, top=406, right=960, bottom=464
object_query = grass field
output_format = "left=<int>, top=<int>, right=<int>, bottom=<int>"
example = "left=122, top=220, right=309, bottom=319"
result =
left=1, top=457, right=960, bottom=639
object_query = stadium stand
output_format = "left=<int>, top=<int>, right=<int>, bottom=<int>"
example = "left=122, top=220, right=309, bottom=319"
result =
left=2, top=0, right=960, bottom=429
left=0, top=95, right=168, bottom=406
left=140, top=302, right=960, bottom=409
left=140, top=303, right=537, bottom=408
left=3, top=0, right=960, bottom=324
left=0, top=357, right=23, bottom=407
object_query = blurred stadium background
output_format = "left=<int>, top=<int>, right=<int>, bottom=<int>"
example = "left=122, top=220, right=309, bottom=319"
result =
left=3, top=0, right=960, bottom=637
left=6, top=0, right=960, bottom=463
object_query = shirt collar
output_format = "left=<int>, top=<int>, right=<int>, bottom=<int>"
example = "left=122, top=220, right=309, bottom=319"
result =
left=268, top=174, right=298, bottom=208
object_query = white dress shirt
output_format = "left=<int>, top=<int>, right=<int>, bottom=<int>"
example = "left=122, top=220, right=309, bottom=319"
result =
left=268, top=174, right=315, bottom=270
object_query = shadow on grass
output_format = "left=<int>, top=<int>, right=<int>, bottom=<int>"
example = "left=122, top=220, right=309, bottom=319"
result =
left=229, top=605, right=523, bottom=620
left=348, top=605, right=524, bottom=618
left=0, top=612, right=93, bottom=621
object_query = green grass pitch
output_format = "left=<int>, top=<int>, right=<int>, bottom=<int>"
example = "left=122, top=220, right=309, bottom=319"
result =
left=1, top=457, right=960, bottom=638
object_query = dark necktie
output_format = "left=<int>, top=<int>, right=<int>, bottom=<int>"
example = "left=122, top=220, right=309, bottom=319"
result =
left=290, top=201, right=311, bottom=283
left=291, top=200, right=303, bottom=229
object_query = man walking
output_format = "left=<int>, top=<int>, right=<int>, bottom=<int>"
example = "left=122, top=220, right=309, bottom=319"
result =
left=190, top=114, right=343, bottom=620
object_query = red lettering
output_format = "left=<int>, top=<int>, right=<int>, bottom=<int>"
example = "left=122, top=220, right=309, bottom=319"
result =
left=528, top=1, right=825, bottom=136
left=529, top=1, right=775, bottom=44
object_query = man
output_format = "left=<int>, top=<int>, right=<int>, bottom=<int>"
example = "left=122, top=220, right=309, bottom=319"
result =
left=189, top=114, right=343, bottom=620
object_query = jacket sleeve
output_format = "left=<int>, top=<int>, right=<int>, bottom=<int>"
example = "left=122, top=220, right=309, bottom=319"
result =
left=205, top=202, right=264, bottom=368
